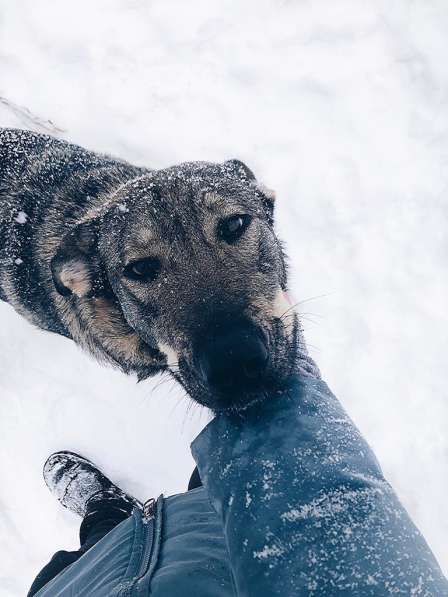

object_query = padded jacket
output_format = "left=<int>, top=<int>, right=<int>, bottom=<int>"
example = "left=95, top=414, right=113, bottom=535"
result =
left=34, top=376, right=448, bottom=596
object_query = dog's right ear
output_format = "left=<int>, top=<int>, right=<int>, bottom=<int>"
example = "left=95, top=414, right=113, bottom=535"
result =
left=51, top=221, right=106, bottom=298
left=224, top=159, right=276, bottom=226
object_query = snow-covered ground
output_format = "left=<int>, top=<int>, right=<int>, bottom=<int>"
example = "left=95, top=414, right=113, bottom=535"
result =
left=1, top=1, right=447, bottom=594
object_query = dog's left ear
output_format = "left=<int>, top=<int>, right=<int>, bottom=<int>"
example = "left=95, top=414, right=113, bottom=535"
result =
left=51, top=220, right=108, bottom=298
left=224, top=159, right=276, bottom=225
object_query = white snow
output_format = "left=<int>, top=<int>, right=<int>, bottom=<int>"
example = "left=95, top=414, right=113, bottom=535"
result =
left=253, top=543, right=286, bottom=561
left=14, top=211, right=28, bottom=224
left=280, top=487, right=384, bottom=524
left=0, top=1, right=447, bottom=595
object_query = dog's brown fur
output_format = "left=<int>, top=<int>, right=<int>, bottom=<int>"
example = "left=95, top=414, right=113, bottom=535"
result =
left=0, top=128, right=317, bottom=409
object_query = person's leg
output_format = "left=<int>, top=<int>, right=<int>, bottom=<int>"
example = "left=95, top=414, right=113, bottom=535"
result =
left=28, top=496, right=133, bottom=596
left=187, top=466, right=202, bottom=490
left=27, top=452, right=141, bottom=597
left=27, top=550, right=82, bottom=597
left=79, top=493, right=134, bottom=549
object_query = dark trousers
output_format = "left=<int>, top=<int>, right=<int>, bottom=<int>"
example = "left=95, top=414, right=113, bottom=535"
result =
left=27, top=499, right=132, bottom=596
left=27, top=467, right=202, bottom=597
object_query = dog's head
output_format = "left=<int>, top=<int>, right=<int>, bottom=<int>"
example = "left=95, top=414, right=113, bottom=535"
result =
left=51, top=160, right=302, bottom=410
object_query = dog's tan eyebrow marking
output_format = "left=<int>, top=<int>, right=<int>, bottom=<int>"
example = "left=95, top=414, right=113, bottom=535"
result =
left=132, top=228, right=154, bottom=244
left=203, top=191, right=225, bottom=209
left=122, top=229, right=161, bottom=265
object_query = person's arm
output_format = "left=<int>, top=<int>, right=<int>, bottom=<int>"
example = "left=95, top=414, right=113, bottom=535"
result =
left=191, top=375, right=448, bottom=596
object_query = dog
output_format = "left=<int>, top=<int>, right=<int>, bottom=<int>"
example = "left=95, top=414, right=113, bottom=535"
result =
left=0, top=128, right=318, bottom=411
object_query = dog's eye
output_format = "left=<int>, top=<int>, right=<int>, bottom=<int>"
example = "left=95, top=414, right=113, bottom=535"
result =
left=123, top=257, right=161, bottom=282
left=218, top=214, right=252, bottom=244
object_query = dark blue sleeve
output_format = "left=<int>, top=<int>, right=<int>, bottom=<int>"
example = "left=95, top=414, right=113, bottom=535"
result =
left=191, top=377, right=448, bottom=596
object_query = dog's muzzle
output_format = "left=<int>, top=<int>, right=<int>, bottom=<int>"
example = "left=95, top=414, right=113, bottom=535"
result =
left=194, top=317, right=269, bottom=405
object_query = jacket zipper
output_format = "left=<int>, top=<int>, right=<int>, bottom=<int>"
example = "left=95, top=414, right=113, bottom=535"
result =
left=137, top=497, right=156, bottom=577
left=143, top=497, right=155, bottom=521
left=115, top=498, right=158, bottom=597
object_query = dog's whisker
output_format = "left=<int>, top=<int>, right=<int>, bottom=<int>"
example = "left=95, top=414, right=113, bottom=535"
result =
left=282, top=309, right=319, bottom=316
left=296, top=292, right=334, bottom=305
left=297, top=310, right=324, bottom=319
left=278, top=301, right=301, bottom=320
left=298, top=316, right=320, bottom=327
left=278, top=292, right=332, bottom=320
left=180, top=393, right=202, bottom=431
left=150, top=373, right=175, bottom=395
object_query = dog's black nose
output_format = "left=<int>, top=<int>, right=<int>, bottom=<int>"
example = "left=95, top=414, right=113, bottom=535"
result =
left=196, top=321, right=269, bottom=397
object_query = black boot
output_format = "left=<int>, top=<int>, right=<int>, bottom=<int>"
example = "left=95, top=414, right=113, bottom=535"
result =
left=43, top=450, right=141, bottom=517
